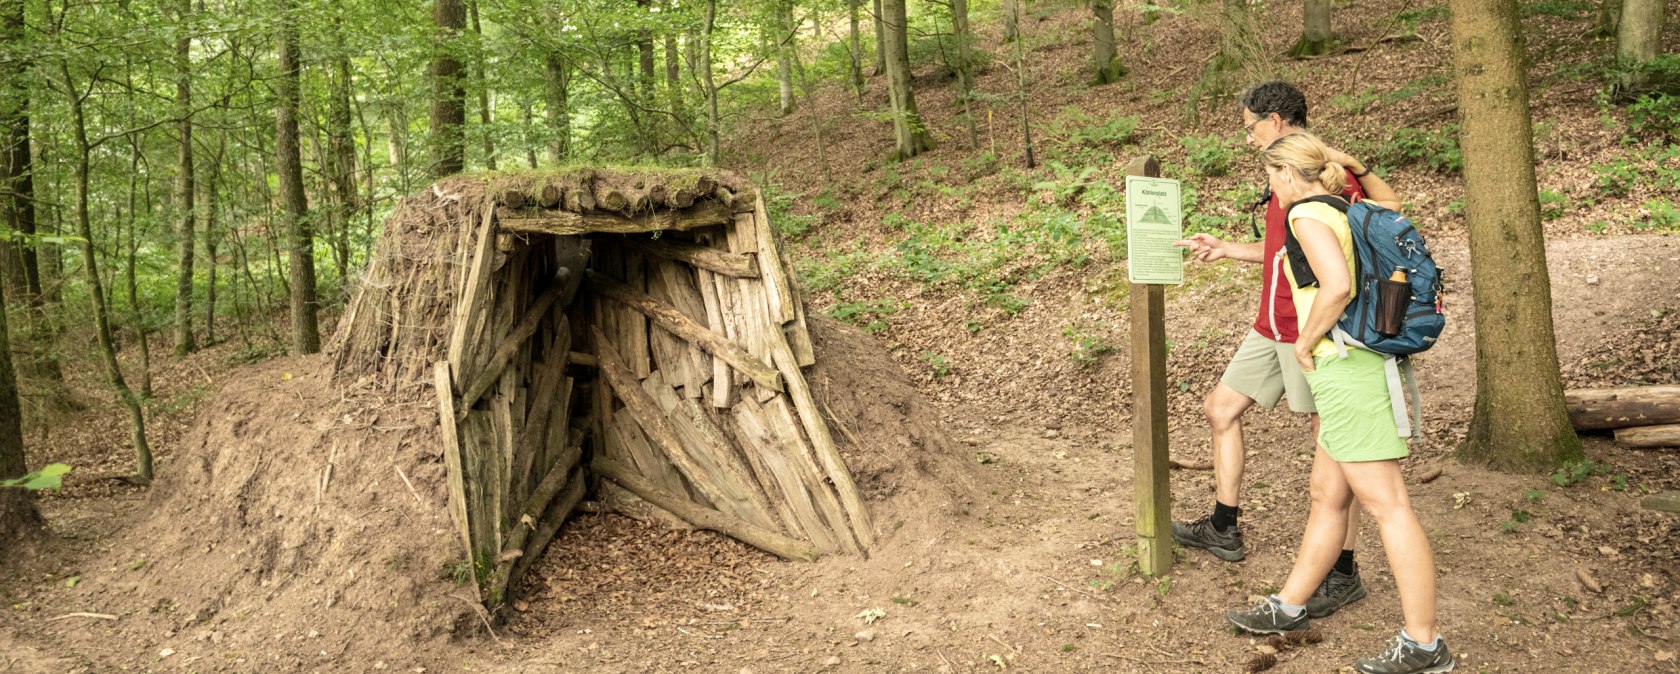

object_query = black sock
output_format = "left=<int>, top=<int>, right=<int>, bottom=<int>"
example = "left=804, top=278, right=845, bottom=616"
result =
left=1211, top=501, right=1240, bottom=532
left=1335, top=549, right=1356, bottom=575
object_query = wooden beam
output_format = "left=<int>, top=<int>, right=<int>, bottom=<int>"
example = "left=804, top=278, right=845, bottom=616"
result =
left=1614, top=423, right=1680, bottom=448
left=626, top=237, right=759, bottom=278
left=1642, top=491, right=1680, bottom=513
left=497, top=200, right=734, bottom=236
left=753, top=194, right=798, bottom=324
left=566, top=351, right=598, bottom=367
left=432, top=362, right=475, bottom=567
left=456, top=286, right=565, bottom=417
left=1567, top=386, right=1680, bottom=431
left=593, top=456, right=820, bottom=561
left=589, top=270, right=783, bottom=392
left=1128, top=155, right=1172, bottom=578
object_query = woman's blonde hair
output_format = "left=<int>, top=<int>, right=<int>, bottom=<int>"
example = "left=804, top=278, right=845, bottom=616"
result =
left=1262, top=133, right=1346, bottom=195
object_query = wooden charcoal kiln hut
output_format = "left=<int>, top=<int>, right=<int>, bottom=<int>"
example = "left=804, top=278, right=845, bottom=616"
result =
left=328, top=168, right=872, bottom=609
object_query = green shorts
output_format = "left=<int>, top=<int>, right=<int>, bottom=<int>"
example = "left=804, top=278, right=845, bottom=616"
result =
left=1220, top=329, right=1316, bottom=414
left=1304, top=349, right=1410, bottom=463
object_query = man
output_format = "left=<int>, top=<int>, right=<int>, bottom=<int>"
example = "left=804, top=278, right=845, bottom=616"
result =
left=1171, top=81, right=1401, bottom=619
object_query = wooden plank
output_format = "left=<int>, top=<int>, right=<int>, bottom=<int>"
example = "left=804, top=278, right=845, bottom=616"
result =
left=448, top=206, right=499, bottom=377
left=642, top=372, right=780, bottom=530
left=497, top=200, right=734, bottom=236
left=433, top=362, right=473, bottom=557
left=506, top=465, right=587, bottom=600
left=1642, top=491, right=1680, bottom=513
left=590, top=271, right=783, bottom=392
left=723, top=409, right=812, bottom=542
left=652, top=260, right=714, bottom=398
left=457, top=284, right=565, bottom=417
left=753, top=194, right=798, bottom=324
left=1614, top=423, right=1680, bottom=448
left=767, top=338, right=874, bottom=551
left=1130, top=276, right=1172, bottom=577
left=606, top=410, right=692, bottom=502
left=773, top=223, right=817, bottom=367
left=593, top=456, right=820, bottom=561
left=627, top=237, right=759, bottom=278
left=743, top=396, right=850, bottom=553
left=511, top=330, right=571, bottom=495
left=696, top=268, right=735, bottom=407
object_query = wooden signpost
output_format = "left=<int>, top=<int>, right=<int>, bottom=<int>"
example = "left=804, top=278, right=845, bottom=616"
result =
left=1124, top=155, right=1175, bottom=577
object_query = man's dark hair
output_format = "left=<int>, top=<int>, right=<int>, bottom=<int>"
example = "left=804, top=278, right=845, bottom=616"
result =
left=1239, top=81, right=1309, bottom=128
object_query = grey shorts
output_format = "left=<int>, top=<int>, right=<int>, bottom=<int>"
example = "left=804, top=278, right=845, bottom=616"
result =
left=1220, top=329, right=1317, bottom=414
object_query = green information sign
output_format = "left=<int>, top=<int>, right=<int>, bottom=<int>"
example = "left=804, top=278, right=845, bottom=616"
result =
left=1124, top=175, right=1185, bottom=285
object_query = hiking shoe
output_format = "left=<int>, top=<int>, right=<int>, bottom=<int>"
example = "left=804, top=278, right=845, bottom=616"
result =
left=1225, top=596, right=1309, bottom=635
left=1306, top=564, right=1369, bottom=618
left=1355, top=635, right=1455, bottom=674
left=1170, top=515, right=1245, bottom=562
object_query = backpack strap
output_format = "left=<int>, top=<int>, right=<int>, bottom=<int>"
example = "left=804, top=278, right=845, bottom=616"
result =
left=1280, top=195, right=1350, bottom=289
left=1380, top=355, right=1423, bottom=439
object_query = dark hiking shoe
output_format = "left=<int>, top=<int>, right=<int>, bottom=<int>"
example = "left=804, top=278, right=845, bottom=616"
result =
left=1306, top=565, right=1369, bottom=618
left=1170, top=515, right=1245, bottom=562
left=1226, top=596, right=1309, bottom=635
left=1355, top=635, right=1455, bottom=674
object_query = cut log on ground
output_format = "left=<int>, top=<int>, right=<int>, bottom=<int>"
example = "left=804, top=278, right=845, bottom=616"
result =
left=1613, top=423, right=1680, bottom=448
left=1566, top=386, right=1680, bottom=431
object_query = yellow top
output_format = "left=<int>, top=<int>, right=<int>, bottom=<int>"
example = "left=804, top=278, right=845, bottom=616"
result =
left=1280, top=200, right=1357, bottom=358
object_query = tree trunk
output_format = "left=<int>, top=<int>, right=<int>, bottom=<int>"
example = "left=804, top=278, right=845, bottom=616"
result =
left=0, top=5, right=38, bottom=527
left=701, top=0, right=722, bottom=166
left=544, top=53, right=571, bottom=163
left=665, top=24, right=685, bottom=133
left=636, top=0, right=658, bottom=153
left=1290, top=0, right=1334, bottom=57
left=328, top=22, right=357, bottom=288
left=1594, top=0, right=1623, bottom=38
left=203, top=154, right=220, bottom=345
left=1616, top=0, right=1668, bottom=92
left=1449, top=0, right=1583, bottom=472
left=124, top=140, right=153, bottom=398
left=848, top=0, right=864, bottom=98
left=871, top=0, right=886, bottom=75
left=431, top=0, right=467, bottom=177
left=952, top=0, right=979, bottom=148
left=775, top=3, right=796, bottom=117
left=1011, top=0, right=1036, bottom=169
left=468, top=0, right=495, bottom=170
left=1090, top=0, right=1124, bottom=84
left=0, top=270, right=39, bottom=546
left=881, top=0, right=933, bottom=160
left=278, top=0, right=320, bottom=355
left=1003, top=0, right=1019, bottom=42
left=58, top=59, right=152, bottom=481
left=172, top=0, right=196, bottom=357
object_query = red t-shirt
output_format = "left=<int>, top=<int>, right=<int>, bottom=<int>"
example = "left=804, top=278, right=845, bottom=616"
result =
left=1253, top=170, right=1366, bottom=343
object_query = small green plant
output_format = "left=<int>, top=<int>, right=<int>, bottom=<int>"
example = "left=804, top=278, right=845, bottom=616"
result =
left=1374, top=126, right=1463, bottom=173
left=1593, top=159, right=1640, bottom=198
left=1180, top=134, right=1237, bottom=177
left=891, top=595, right=917, bottom=606
left=1063, top=324, right=1116, bottom=366
left=1610, top=474, right=1629, bottom=492
left=1639, top=198, right=1680, bottom=232
left=1493, top=591, right=1515, bottom=606
left=1524, top=489, right=1546, bottom=503
left=919, top=351, right=951, bottom=379
left=827, top=299, right=901, bottom=334
left=986, top=292, right=1030, bottom=316
left=1060, top=643, right=1077, bottom=653
left=1538, top=189, right=1568, bottom=221
left=965, top=319, right=984, bottom=334
left=975, top=452, right=996, bottom=464
left=1550, top=458, right=1598, bottom=487
left=1615, top=597, right=1649, bottom=617
left=1155, top=575, right=1173, bottom=598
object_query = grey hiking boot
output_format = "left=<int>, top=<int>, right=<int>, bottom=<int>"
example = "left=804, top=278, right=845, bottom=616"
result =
left=1225, top=596, right=1309, bottom=635
left=1355, top=635, right=1455, bottom=674
left=1306, top=564, right=1369, bottom=618
left=1170, top=515, right=1245, bottom=562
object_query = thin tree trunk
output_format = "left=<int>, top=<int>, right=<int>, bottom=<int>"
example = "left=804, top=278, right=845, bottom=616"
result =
left=1594, top=0, right=1623, bottom=38
left=172, top=0, right=196, bottom=357
left=1616, top=0, right=1668, bottom=92
left=0, top=255, right=38, bottom=544
left=431, top=0, right=467, bottom=177
left=123, top=149, right=153, bottom=399
left=953, top=0, right=979, bottom=147
left=544, top=53, right=571, bottom=163
left=1002, top=0, right=1019, bottom=42
left=522, top=105, right=538, bottom=168
left=871, top=0, right=886, bottom=75
left=1012, top=0, right=1035, bottom=169
left=327, top=23, right=357, bottom=288
left=776, top=2, right=795, bottom=116
left=203, top=153, right=220, bottom=345
left=701, top=0, right=722, bottom=166
left=848, top=0, right=864, bottom=98
left=1290, top=0, right=1334, bottom=57
left=1090, top=0, right=1124, bottom=84
left=278, top=0, right=319, bottom=354
left=881, top=0, right=933, bottom=160
left=792, top=13, right=830, bottom=180
left=1448, top=0, right=1583, bottom=472
left=58, top=60, right=152, bottom=481
left=468, top=0, right=495, bottom=170
left=665, top=21, right=685, bottom=134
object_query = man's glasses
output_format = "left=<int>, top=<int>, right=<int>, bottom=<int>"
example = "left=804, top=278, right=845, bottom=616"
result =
left=1243, top=115, right=1273, bottom=136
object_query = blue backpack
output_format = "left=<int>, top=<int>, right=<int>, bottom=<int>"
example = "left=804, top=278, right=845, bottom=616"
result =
left=1283, top=196, right=1445, bottom=356
left=1283, top=196, right=1446, bottom=437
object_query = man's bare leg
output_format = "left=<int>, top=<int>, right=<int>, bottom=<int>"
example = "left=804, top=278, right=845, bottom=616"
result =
left=1207, top=382, right=1257, bottom=507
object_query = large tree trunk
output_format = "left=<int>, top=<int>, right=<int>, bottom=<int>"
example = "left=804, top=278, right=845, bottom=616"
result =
left=1090, top=0, right=1124, bottom=84
left=1616, top=0, right=1668, bottom=92
left=1595, top=0, right=1623, bottom=38
left=430, top=0, right=467, bottom=177
left=172, top=0, right=196, bottom=357
left=1449, top=0, right=1583, bottom=472
left=0, top=272, right=39, bottom=547
left=544, top=53, right=570, bottom=163
left=1290, top=0, right=1334, bottom=58
left=277, top=0, right=320, bottom=355
left=468, top=0, right=495, bottom=170
left=881, top=0, right=933, bottom=161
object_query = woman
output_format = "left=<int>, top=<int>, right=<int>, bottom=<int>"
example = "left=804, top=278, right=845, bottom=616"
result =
left=1223, top=133, right=1453, bottom=674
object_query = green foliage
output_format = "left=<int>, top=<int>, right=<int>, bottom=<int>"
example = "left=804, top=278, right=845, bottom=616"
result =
left=1396, top=5, right=1449, bottom=29
left=1180, top=134, right=1238, bottom=177
left=1493, top=591, right=1516, bottom=606
left=1520, top=1, right=1592, bottom=18
left=1628, top=93, right=1680, bottom=142
left=0, top=464, right=72, bottom=491
left=1063, top=324, right=1115, bottom=366
left=919, top=351, right=952, bottom=379
left=826, top=300, right=901, bottom=334
left=1594, top=159, right=1641, bottom=198
left=1538, top=189, right=1568, bottom=221
left=1049, top=107, right=1140, bottom=148
left=1371, top=125, right=1462, bottom=173
left=1550, top=458, right=1598, bottom=487
left=1639, top=199, right=1680, bottom=232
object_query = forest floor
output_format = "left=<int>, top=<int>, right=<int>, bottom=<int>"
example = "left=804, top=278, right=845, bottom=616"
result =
left=4, top=1, right=1680, bottom=673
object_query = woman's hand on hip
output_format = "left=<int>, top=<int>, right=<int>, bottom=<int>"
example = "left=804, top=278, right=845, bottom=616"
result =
left=1294, top=342, right=1316, bottom=373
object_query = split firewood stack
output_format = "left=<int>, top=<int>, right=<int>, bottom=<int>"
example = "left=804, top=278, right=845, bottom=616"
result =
left=327, top=168, right=872, bottom=611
